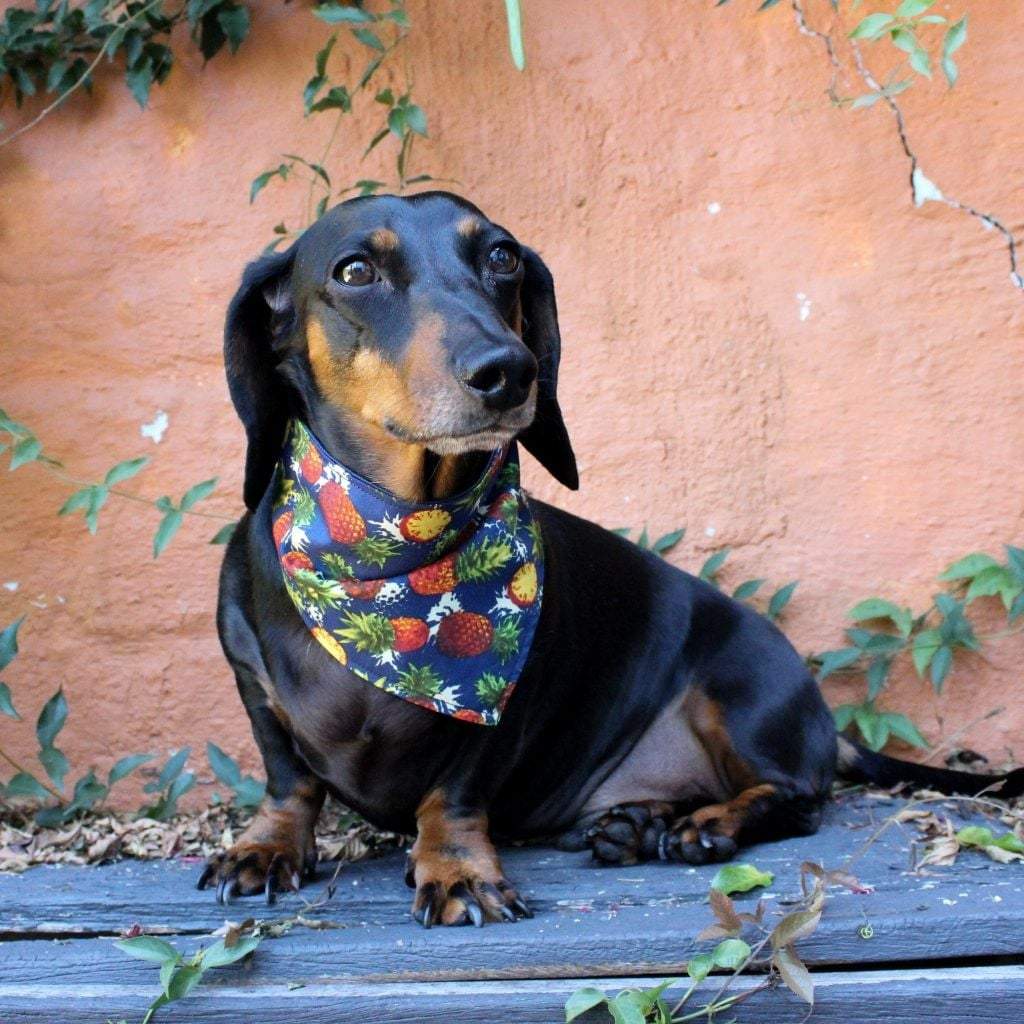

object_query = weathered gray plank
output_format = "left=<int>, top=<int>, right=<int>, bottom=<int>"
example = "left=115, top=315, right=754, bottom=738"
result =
left=2, top=794, right=1022, bottom=988
left=1, top=967, right=1023, bottom=1024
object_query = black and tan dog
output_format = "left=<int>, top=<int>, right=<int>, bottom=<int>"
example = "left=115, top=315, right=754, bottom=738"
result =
left=201, top=191, right=1022, bottom=926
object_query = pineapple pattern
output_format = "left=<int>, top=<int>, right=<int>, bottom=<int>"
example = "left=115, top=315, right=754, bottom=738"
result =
left=273, top=420, right=543, bottom=725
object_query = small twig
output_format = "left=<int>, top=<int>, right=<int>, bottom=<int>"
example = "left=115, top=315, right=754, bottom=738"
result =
left=924, top=706, right=1004, bottom=765
left=0, top=744, right=63, bottom=803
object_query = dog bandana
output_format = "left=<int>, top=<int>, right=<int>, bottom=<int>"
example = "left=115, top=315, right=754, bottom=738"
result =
left=272, top=420, right=543, bottom=725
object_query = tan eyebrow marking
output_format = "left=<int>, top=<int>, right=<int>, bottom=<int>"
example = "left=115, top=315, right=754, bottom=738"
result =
left=456, top=216, right=482, bottom=238
left=368, top=228, right=399, bottom=251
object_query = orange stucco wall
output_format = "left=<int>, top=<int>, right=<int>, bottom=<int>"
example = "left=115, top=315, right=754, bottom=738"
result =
left=2, top=1, right=1022, bottom=805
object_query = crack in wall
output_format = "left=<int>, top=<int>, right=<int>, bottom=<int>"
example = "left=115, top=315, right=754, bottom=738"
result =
left=791, top=0, right=1023, bottom=293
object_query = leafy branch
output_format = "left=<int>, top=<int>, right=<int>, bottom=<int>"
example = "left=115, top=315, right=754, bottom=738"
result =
left=814, top=545, right=1024, bottom=751
left=0, top=0, right=252, bottom=148
left=0, top=407, right=235, bottom=553
left=116, top=929, right=262, bottom=1023
left=566, top=858, right=863, bottom=1021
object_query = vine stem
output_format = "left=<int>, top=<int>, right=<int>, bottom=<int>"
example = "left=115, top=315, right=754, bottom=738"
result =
left=0, top=744, right=64, bottom=803
left=41, top=462, right=235, bottom=523
left=0, top=0, right=175, bottom=149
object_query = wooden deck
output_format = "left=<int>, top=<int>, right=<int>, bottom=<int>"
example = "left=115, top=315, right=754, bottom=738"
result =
left=1, top=791, right=1022, bottom=1022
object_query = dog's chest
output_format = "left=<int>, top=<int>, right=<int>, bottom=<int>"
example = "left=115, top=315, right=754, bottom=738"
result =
left=270, top=638, right=458, bottom=830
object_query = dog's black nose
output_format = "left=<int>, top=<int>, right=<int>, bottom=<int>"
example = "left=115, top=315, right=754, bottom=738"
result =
left=460, top=347, right=537, bottom=411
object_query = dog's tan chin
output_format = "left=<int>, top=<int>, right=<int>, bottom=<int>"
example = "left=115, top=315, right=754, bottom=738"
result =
left=426, top=431, right=517, bottom=456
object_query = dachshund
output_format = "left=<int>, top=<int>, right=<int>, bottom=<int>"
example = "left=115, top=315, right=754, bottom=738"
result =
left=200, top=191, right=1023, bottom=927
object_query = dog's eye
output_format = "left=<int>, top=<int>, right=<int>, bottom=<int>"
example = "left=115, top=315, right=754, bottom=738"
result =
left=487, top=244, right=520, bottom=276
left=334, top=257, right=378, bottom=287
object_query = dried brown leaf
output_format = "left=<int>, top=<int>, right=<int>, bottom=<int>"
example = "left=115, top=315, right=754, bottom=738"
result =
left=774, top=944, right=814, bottom=1005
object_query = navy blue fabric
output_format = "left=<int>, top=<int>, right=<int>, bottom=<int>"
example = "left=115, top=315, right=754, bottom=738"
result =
left=273, top=421, right=543, bottom=725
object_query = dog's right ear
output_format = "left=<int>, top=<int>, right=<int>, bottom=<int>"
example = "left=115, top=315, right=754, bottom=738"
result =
left=224, top=245, right=297, bottom=511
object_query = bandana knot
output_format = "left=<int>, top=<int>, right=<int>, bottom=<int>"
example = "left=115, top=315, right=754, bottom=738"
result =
left=273, top=420, right=543, bottom=725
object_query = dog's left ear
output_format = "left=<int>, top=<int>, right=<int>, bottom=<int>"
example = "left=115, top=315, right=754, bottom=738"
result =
left=517, top=247, right=579, bottom=490
left=223, top=244, right=298, bottom=511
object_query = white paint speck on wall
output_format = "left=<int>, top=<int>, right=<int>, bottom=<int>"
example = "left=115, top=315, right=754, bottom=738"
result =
left=796, top=292, right=812, bottom=322
left=704, top=526, right=716, bottom=538
left=3, top=581, right=18, bottom=592
left=141, top=411, right=169, bottom=444
left=706, top=202, right=721, bottom=216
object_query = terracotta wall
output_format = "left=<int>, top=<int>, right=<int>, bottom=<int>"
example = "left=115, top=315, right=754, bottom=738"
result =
left=2, top=0, right=1022, bottom=805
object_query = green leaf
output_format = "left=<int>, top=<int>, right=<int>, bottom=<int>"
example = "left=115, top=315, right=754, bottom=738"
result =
left=180, top=477, right=218, bottom=511
left=38, top=745, right=69, bottom=792
left=0, top=617, right=24, bottom=672
left=849, top=12, right=894, bottom=39
left=832, top=704, right=857, bottom=731
left=930, top=643, right=953, bottom=691
left=10, top=435, right=42, bottom=470
left=890, top=27, right=918, bottom=54
left=911, top=629, right=941, bottom=676
left=206, top=742, right=241, bottom=787
left=768, top=581, right=798, bottom=620
left=732, top=579, right=765, bottom=601
left=1009, top=592, right=1024, bottom=624
left=896, top=0, right=933, bottom=16
left=145, top=747, right=190, bottom=794
left=404, top=103, right=427, bottom=136
left=313, top=2, right=375, bottom=23
left=909, top=45, right=931, bottom=78
left=943, top=15, right=967, bottom=57
left=711, top=862, right=773, bottom=895
left=125, top=57, right=153, bottom=108
left=965, top=566, right=1020, bottom=608
left=216, top=3, right=250, bottom=53
left=34, top=804, right=69, bottom=828
left=939, top=551, right=997, bottom=581
left=66, top=769, right=107, bottom=814
left=166, top=963, right=203, bottom=1000
left=566, top=986, right=610, bottom=1020
left=232, top=775, right=266, bottom=809
left=882, top=712, right=929, bottom=749
left=210, top=522, right=237, bottom=545
left=651, top=528, right=685, bottom=555
left=154, top=509, right=184, bottom=557
left=865, top=657, right=892, bottom=700
left=57, top=488, right=91, bottom=518
left=816, top=647, right=862, bottom=681
left=387, top=105, right=407, bottom=137
left=85, top=485, right=109, bottom=535
left=250, top=167, right=286, bottom=204
left=115, top=935, right=179, bottom=964
left=109, top=753, right=153, bottom=787
left=36, top=688, right=68, bottom=748
left=0, top=681, right=19, bottom=719
left=353, top=26, right=385, bottom=51
left=636, top=526, right=650, bottom=550
left=607, top=991, right=646, bottom=1024
left=712, top=937, right=751, bottom=970
left=503, top=0, right=525, bottom=70
left=201, top=933, right=261, bottom=968
left=5, top=772, right=51, bottom=801
left=686, top=952, right=713, bottom=983
left=849, top=598, right=912, bottom=637
left=957, top=826, right=1024, bottom=854
left=854, top=705, right=889, bottom=751
left=699, top=548, right=730, bottom=583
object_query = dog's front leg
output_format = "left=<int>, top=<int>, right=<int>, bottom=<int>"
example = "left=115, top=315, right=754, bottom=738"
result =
left=405, top=787, right=532, bottom=928
left=199, top=675, right=325, bottom=904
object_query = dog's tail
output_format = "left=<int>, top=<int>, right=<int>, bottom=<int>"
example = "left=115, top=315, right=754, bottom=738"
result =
left=836, top=736, right=1024, bottom=799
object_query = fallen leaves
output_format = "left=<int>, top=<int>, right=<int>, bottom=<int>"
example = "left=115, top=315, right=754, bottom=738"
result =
left=0, top=798, right=400, bottom=874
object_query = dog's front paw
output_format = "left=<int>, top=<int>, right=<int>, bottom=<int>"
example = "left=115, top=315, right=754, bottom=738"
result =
left=198, top=832, right=316, bottom=904
left=404, top=849, right=532, bottom=928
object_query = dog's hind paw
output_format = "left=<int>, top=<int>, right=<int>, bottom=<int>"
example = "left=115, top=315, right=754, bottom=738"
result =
left=587, top=801, right=676, bottom=866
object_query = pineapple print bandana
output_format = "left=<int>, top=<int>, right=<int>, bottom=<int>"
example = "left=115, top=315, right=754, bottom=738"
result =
left=272, top=420, right=543, bottom=726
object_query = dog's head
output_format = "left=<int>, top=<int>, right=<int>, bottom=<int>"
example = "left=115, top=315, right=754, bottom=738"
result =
left=225, top=191, right=577, bottom=509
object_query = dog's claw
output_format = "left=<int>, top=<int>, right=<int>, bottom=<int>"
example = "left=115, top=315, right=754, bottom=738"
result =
left=467, top=900, right=484, bottom=928
left=196, top=862, right=216, bottom=891
left=511, top=896, right=533, bottom=919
